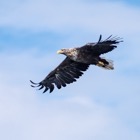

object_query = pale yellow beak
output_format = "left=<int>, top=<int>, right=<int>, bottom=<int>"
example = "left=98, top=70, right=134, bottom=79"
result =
left=57, top=50, right=63, bottom=54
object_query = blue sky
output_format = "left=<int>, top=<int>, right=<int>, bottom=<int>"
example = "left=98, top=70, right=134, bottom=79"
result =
left=0, top=0, right=140, bottom=140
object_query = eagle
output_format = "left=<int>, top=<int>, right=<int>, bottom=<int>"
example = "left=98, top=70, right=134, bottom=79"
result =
left=30, top=35, right=122, bottom=93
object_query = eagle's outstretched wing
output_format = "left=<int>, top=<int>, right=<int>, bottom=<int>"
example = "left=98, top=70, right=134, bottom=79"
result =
left=30, top=57, right=89, bottom=93
left=82, top=35, right=123, bottom=55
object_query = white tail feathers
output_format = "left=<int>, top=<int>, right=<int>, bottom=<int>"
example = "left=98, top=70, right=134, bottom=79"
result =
left=97, top=58, right=114, bottom=70
left=104, top=59, right=114, bottom=70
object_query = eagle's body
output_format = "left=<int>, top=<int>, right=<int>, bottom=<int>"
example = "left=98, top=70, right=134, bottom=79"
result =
left=30, top=35, right=122, bottom=93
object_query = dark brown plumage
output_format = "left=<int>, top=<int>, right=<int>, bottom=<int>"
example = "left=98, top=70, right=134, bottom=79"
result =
left=30, top=35, right=122, bottom=93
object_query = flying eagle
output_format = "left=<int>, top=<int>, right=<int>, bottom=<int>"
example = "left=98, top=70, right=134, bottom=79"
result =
left=30, top=35, right=122, bottom=93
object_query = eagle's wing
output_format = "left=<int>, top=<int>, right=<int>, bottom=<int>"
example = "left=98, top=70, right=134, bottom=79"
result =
left=82, top=35, right=122, bottom=55
left=30, top=57, right=89, bottom=93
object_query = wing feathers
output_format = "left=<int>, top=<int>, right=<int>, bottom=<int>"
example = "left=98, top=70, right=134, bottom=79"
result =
left=58, top=71, right=73, bottom=84
left=43, top=87, right=49, bottom=93
left=94, top=35, right=122, bottom=55
left=82, top=35, right=122, bottom=55
left=57, top=75, right=66, bottom=87
left=54, top=77, right=62, bottom=89
left=30, top=57, right=89, bottom=93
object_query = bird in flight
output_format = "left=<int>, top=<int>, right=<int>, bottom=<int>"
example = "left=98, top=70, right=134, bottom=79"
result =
left=30, top=35, right=122, bottom=93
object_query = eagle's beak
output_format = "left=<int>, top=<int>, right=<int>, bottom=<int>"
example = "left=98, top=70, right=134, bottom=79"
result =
left=57, top=50, right=63, bottom=54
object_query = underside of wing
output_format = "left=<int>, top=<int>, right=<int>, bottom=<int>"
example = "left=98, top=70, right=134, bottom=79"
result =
left=30, top=57, right=89, bottom=93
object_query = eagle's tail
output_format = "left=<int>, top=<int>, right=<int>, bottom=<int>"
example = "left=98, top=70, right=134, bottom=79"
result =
left=97, top=58, right=114, bottom=70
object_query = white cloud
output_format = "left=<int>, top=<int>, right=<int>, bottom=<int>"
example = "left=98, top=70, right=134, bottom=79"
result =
left=0, top=0, right=140, bottom=35
left=0, top=0, right=140, bottom=140
left=0, top=48, right=140, bottom=140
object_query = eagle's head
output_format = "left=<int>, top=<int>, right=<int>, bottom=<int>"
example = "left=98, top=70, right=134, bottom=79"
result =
left=57, top=48, right=78, bottom=60
left=57, top=48, right=77, bottom=55
left=57, top=49, right=67, bottom=55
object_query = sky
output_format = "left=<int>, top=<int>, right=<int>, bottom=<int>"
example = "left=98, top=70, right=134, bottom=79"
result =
left=0, top=0, right=140, bottom=140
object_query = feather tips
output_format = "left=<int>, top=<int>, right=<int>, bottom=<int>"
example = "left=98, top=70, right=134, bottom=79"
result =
left=82, top=35, right=123, bottom=55
left=30, top=57, right=89, bottom=93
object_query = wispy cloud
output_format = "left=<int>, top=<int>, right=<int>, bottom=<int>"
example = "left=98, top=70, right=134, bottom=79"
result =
left=0, top=0, right=140, bottom=140
left=0, top=48, right=140, bottom=140
left=0, top=0, right=140, bottom=34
